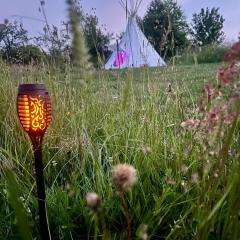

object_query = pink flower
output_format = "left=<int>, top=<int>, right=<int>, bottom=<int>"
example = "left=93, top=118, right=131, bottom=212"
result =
left=215, top=89, right=222, bottom=98
left=208, top=108, right=219, bottom=122
left=224, top=41, right=240, bottom=62
left=224, top=112, right=236, bottom=125
left=217, top=65, right=239, bottom=86
left=204, top=84, right=214, bottom=96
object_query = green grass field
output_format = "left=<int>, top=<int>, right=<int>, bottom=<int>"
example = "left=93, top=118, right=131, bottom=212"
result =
left=0, top=62, right=240, bottom=239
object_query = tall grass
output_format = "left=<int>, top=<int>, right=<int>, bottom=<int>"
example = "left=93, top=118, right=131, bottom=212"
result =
left=0, top=59, right=240, bottom=239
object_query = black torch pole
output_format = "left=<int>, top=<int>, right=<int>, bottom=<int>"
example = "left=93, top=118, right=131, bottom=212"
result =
left=33, top=139, right=51, bottom=240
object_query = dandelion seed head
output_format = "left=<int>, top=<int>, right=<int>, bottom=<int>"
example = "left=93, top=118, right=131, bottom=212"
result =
left=112, top=164, right=137, bottom=191
left=86, top=192, right=101, bottom=212
left=191, top=172, right=199, bottom=183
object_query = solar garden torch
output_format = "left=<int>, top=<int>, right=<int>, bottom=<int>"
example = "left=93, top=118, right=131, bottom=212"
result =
left=17, top=84, right=52, bottom=240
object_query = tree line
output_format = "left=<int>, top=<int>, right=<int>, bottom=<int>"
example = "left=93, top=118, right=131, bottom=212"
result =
left=140, top=0, right=225, bottom=59
left=0, top=0, right=225, bottom=66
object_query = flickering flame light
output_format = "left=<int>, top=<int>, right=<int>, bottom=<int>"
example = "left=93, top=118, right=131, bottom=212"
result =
left=17, top=83, right=52, bottom=240
left=17, top=84, right=52, bottom=136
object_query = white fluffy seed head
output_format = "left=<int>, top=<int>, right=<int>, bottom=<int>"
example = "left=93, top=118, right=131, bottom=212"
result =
left=86, top=192, right=101, bottom=212
left=112, top=164, right=137, bottom=192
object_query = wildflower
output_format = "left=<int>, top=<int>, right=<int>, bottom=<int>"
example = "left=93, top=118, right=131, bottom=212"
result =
left=204, top=84, right=214, bottom=96
left=180, top=119, right=200, bottom=129
left=215, top=89, right=222, bottom=98
left=166, top=177, right=176, bottom=185
left=217, top=64, right=239, bottom=86
left=207, top=107, right=219, bottom=122
left=86, top=192, right=101, bottom=212
left=224, top=112, right=235, bottom=125
left=191, top=172, right=199, bottom=183
left=224, top=41, right=240, bottom=62
left=112, top=164, right=137, bottom=191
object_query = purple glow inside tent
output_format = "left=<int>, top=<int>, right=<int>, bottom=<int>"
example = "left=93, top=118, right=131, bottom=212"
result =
left=113, top=50, right=127, bottom=67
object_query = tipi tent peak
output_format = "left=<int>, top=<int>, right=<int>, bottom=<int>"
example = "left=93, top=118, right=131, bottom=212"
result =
left=119, top=0, right=143, bottom=17
left=105, top=0, right=166, bottom=70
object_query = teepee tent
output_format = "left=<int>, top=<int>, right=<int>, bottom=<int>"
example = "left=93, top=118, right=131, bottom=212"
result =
left=105, top=0, right=166, bottom=70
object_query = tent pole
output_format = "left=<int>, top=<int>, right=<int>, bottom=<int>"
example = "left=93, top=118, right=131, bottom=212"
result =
left=117, top=39, right=120, bottom=69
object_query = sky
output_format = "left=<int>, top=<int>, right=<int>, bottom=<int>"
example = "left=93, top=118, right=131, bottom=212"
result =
left=0, top=0, right=239, bottom=42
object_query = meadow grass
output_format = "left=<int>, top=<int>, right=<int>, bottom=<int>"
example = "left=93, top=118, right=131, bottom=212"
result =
left=0, top=62, right=239, bottom=239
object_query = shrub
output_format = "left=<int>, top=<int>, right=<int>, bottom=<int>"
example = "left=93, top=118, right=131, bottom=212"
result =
left=2, top=45, right=45, bottom=64
left=176, top=44, right=229, bottom=65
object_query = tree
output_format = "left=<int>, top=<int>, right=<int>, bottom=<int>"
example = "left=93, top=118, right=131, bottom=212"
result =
left=82, top=13, right=112, bottom=67
left=190, top=7, right=225, bottom=46
left=34, top=23, right=71, bottom=63
left=36, top=0, right=80, bottom=65
left=36, top=0, right=112, bottom=67
left=0, top=20, right=28, bottom=61
left=142, top=0, right=188, bottom=59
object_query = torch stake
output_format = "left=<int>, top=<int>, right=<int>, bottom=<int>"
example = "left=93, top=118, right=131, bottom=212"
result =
left=17, top=84, right=52, bottom=239
left=32, top=137, right=51, bottom=240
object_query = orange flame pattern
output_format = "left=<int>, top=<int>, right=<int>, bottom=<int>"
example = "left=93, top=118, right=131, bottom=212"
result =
left=18, top=94, right=51, bottom=133
left=30, top=96, right=46, bottom=131
left=18, top=95, right=31, bottom=131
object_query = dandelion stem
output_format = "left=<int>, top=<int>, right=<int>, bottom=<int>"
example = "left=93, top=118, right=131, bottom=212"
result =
left=100, top=211, right=107, bottom=240
left=119, top=191, right=132, bottom=240
left=94, top=214, right=98, bottom=240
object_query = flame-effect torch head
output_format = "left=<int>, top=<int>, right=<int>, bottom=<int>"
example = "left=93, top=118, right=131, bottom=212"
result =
left=17, top=84, right=52, bottom=137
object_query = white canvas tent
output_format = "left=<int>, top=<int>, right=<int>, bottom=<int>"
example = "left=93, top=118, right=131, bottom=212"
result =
left=105, top=0, right=166, bottom=70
